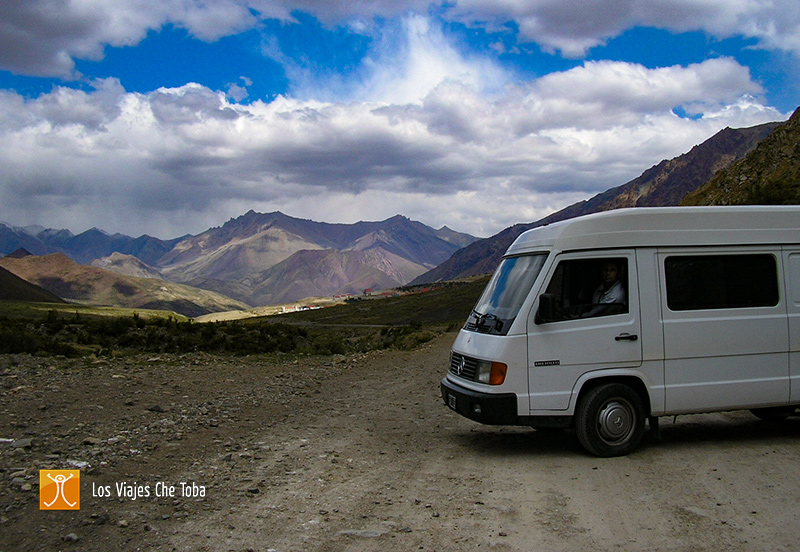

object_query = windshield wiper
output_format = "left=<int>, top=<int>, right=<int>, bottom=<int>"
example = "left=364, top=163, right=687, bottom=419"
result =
left=471, top=310, right=504, bottom=333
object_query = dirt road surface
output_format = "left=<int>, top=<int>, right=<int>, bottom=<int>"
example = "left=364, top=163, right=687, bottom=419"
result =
left=3, top=332, right=800, bottom=551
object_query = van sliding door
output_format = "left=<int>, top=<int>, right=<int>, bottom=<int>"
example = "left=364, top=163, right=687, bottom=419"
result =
left=660, top=249, right=790, bottom=413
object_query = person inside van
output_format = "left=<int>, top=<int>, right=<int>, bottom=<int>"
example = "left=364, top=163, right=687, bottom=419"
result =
left=583, top=260, right=626, bottom=317
left=594, top=260, right=626, bottom=304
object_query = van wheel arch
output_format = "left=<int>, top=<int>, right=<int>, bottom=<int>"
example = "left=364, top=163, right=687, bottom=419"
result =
left=573, top=376, right=651, bottom=419
left=574, top=380, right=648, bottom=457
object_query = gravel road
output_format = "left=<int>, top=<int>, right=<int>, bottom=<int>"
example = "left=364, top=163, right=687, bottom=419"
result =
left=3, top=333, right=800, bottom=551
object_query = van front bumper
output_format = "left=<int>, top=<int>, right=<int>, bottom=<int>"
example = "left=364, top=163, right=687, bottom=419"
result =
left=440, top=377, right=519, bottom=425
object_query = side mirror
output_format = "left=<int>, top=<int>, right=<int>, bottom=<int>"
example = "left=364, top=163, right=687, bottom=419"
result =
left=536, top=293, right=556, bottom=324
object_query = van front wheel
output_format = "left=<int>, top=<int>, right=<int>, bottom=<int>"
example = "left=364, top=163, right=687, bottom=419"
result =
left=576, top=383, right=645, bottom=457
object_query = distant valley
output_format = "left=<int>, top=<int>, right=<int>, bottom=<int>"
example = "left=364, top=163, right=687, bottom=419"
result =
left=0, top=253, right=249, bottom=317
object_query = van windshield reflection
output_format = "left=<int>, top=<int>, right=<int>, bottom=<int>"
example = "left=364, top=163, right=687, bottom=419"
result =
left=468, top=254, right=548, bottom=335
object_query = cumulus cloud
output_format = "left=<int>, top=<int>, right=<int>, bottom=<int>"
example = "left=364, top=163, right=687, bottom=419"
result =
left=352, top=15, right=511, bottom=103
left=264, top=15, right=512, bottom=105
left=446, top=0, right=800, bottom=57
left=524, top=57, right=763, bottom=127
left=0, top=50, right=786, bottom=238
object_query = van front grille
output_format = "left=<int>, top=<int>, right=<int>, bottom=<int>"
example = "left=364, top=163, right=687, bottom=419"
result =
left=450, top=352, right=478, bottom=381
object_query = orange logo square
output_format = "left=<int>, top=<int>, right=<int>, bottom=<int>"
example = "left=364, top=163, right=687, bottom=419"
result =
left=39, top=470, right=80, bottom=510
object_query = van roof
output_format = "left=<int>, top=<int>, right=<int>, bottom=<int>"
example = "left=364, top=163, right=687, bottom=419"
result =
left=506, top=206, right=800, bottom=255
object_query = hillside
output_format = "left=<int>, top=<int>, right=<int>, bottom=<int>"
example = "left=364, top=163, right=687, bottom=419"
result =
left=91, top=252, right=165, bottom=280
left=249, top=248, right=427, bottom=305
left=413, top=119, right=783, bottom=284
left=0, top=254, right=249, bottom=317
left=682, top=107, right=800, bottom=205
left=0, top=265, right=65, bottom=303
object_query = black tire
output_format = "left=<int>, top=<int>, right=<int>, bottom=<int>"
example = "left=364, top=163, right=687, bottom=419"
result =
left=576, top=383, right=646, bottom=457
left=751, top=406, right=797, bottom=421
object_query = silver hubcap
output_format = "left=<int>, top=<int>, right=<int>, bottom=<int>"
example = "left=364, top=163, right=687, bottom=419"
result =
left=597, top=400, right=634, bottom=443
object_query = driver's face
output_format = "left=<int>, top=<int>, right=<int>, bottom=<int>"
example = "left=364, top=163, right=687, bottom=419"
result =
left=601, top=263, right=618, bottom=284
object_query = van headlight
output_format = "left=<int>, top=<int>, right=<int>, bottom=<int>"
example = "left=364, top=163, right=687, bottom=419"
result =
left=476, top=360, right=508, bottom=385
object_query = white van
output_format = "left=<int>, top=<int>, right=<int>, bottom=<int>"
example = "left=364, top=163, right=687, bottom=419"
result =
left=441, top=206, right=800, bottom=456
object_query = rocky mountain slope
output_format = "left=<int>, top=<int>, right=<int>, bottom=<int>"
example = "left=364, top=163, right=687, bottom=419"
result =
left=412, top=118, right=784, bottom=284
left=682, top=107, right=800, bottom=205
left=0, top=253, right=249, bottom=317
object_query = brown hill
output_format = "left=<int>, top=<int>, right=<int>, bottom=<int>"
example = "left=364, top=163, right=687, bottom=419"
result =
left=682, top=107, right=800, bottom=205
left=0, top=265, right=65, bottom=303
left=249, top=247, right=428, bottom=305
left=0, top=254, right=249, bottom=317
left=91, top=252, right=164, bottom=280
left=160, top=224, right=324, bottom=283
left=6, top=248, right=33, bottom=259
left=413, top=119, right=782, bottom=284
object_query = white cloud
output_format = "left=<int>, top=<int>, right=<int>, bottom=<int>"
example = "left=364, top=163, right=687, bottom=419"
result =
left=445, top=0, right=800, bottom=56
left=0, top=1, right=793, bottom=246
left=353, top=15, right=511, bottom=103
left=0, top=51, right=787, bottom=238
left=267, top=14, right=512, bottom=105
left=524, top=57, right=763, bottom=128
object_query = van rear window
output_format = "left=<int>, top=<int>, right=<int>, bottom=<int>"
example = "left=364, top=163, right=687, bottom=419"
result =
left=664, top=254, right=779, bottom=311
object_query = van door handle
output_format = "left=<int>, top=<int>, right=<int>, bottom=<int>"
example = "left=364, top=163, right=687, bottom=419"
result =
left=615, top=333, right=638, bottom=341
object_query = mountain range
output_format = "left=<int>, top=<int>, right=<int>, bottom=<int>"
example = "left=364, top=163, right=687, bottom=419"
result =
left=0, top=212, right=476, bottom=309
left=0, top=224, right=184, bottom=266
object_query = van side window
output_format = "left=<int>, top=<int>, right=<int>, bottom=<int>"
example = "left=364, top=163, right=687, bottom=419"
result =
left=541, top=258, right=628, bottom=322
left=664, top=254, right=779, bottom=311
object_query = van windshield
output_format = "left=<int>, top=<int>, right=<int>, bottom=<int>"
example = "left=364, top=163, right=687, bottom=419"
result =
left=468, top=253, right=548, bottom=335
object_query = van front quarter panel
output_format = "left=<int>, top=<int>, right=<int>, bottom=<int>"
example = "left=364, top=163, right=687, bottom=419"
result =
left=443, top=331, right=530, bottom=424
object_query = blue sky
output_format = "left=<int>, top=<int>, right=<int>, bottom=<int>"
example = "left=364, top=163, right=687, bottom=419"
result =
left=0, top=1, right=797, bottom=239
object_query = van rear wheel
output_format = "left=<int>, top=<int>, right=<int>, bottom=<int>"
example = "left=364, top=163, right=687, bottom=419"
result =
left=576, top=383, right=645, bottom=457
left=751, top=406, right=797, bottom=421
